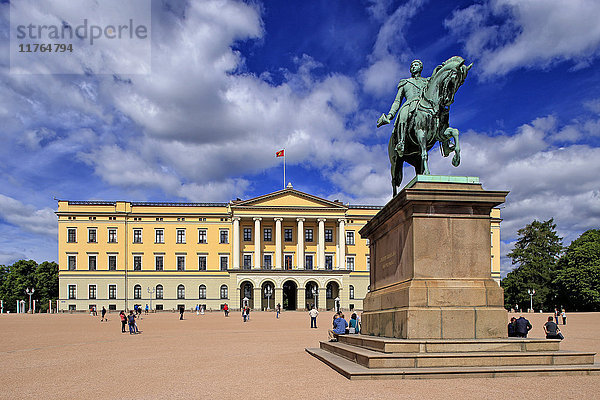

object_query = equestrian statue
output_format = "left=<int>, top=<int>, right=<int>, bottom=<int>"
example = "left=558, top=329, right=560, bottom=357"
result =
left=377, top=56, right=472, bottom=196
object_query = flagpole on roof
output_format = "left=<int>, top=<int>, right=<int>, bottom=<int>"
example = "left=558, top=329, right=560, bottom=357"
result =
left=283, top=148, right=286, bottom=189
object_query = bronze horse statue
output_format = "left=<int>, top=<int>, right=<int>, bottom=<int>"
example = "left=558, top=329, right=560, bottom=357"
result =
left=378, top=56, right=472, bottom=196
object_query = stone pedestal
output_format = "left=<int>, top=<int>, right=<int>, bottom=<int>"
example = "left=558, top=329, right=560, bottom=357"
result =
left=359, top=176, right=509, bottom=339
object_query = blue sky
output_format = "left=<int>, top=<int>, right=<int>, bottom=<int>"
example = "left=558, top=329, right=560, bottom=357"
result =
left=1, top=0, right=600, bottom=276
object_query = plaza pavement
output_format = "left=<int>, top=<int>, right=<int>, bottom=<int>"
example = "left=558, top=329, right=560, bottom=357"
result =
left=0, top=310, right=598, bottom=399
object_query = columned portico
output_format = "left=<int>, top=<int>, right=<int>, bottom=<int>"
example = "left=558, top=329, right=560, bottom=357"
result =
left=317, top=218, right=326, bottom=269
left=253, top=217, right=262, bottom=269
left=275, top=218, right=283, bottom=269
left=297, top=218, right=305, bottom=269
left=232, top=217, right=240, bottom=269
left=338, top=219, right=345, bottom=270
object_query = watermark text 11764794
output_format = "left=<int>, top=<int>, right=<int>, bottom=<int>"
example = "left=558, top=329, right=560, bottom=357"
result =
left=10, top=0, right=151, bottom=74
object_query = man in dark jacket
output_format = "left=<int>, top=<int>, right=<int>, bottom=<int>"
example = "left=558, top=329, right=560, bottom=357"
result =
left=515, top=315, right=532, bottom=338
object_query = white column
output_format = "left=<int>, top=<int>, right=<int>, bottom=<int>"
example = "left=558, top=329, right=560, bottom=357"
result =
left=297, top=218, right=305, bottom=269
left=254, top=217, right=262, bottom=269
left=275, top=218, right=283, bottom=269
left=318, top=218, right=326, bottom=269
left=232, top=217, right=240, bottom=269
left=338, top=219, right=346, bottom=270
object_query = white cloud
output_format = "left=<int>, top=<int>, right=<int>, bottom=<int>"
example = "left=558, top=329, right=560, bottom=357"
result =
left=360, top=0, right=427, bottom=95
left=0, top=194, right=57, bottom=237
left=445, top=0, right=600, bottom=76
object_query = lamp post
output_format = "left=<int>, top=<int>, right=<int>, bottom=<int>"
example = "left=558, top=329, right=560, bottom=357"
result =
left=264, top=285, right=273, bottom=311
left=147, top=287, right=155, bottom=312
left=25, top=288, right=35, bottom=314
left=528, top=288, right=536, bottom=312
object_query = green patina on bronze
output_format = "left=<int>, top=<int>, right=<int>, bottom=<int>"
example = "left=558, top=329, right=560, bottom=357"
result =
left=377, top=56, right=472, bottom=196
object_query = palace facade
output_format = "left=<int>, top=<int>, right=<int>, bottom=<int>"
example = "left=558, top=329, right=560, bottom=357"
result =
left=56, top=185, right=502, bottom=312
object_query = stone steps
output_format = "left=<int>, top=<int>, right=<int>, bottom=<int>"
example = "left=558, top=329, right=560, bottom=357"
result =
left=320, top=340, right=595, bottom=369
left=306, top=347, right=600, bottom=380
left=339, top=334, right=560, bottom=353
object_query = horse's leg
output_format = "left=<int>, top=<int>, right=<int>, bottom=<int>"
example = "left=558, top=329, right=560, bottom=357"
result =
left=450, top=128, right=461, bottom=167
left=415, top=128, right=429, bottom=175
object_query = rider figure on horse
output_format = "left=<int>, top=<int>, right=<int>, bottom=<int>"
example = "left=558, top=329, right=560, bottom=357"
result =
left=377, top=59, right=428, bottom=157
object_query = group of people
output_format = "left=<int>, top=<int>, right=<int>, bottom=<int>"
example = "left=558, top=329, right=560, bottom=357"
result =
left=327, top=311, right=361, bottom=341
left=508, top=314, right=565, bottom=340
left=242, top=306, right=251, bottom=322
left=554, top=308, right=567, bottom=325
left=120, top=310, right=141, bottom=334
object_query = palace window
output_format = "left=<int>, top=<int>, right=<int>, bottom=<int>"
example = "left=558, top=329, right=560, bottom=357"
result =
left=263, top=254, right=272, bottom=269
left=349, top=285, right=355, bottom=300
left=325, top=255, right=333, bottom=270
left=89, top=285, right=96, bottom=300
left=176, top=229, right=186, bottom=244
left=305, top=255, right=314, bottom=270
left=346, top=231, right=355, bottom=245
left=263, top=228, right=272, bottom=242
left=156, top=284, right=163, bottom=299
left=155, top=255, right=164, bottom=271
left=177, top=256, right=185, bottom=271
left=366, top=255, right=370, bottom=271
left=88, top=228, right=97, bottom=243
left=220, top=256, right=228, bottom=271
left=284, top=228, right=293, bottom=242
left=88, top=255, right=97, bottom=271
left=199, top=285, right=206, bottom=299
left=284, top=254, right=293, bottom=270
left=108, top=229, right=117, bottom=243
left=346, top=256, right=355, bottom=271
left=155, top=229, right=164, bottom=244
left=68, top=285, right=76, bottom=299
left=325, top=229, right=333, bottom=242
left=108, top=255, right=117, bottom=271
left=67, top=228, right=76, bottom=243
left=68, top=255, right=76, bottom=271
left=134, top=284, right=141, bottom=300
left=220, top=229, right=229, bottom=244
left=133, top=229, right=142, bottom=243
left=243, top=254, right=252, bottom=270
left=305, top=228, right=313, bottom=242
left=243, top=228, right=252, bottom=242
left=220, top=285, right=228, bottom=299
left=198, top=229, right=207, bottom=244
left=198, top=255, right=207, bottom=271
left=109, top=285, right=116, bottom=300
left=133, top=255, right=142, bottom=271
left=177, top=284, right=185, bottom=299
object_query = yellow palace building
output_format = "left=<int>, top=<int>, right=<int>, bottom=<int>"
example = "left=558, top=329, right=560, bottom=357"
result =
left=56, top=184, right=502, bottom=312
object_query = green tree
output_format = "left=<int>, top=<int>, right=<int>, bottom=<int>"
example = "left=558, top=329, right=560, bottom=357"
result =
left=34, top=261, right=59, bottom=312
left=554, top=229, right=600, bottom=311
left=501, top=219, right=563, bottom=311
left=0, top=260, right=37, bottom=312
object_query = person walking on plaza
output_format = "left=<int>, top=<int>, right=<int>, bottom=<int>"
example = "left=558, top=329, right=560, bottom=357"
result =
left=242, top=306, right=248, bottom=322
left=309, top=306, right=318, bottom=328
left=544, top=316, right=564, bottom=340
left=276, top=303, right=281, bottom=319
left=561, top=309, right=567, bottom=325
left=179, top=306, right=184, bottom=320
left=328, top=312, right=348, bottom=341
left=223, top=303, right=229, bottom=317
left=145, top=304, right=149, bottom=314
left=554, top=308, right=559, bottom=324
left=515, top=315, right=532, bottom=338
left=101, top=306, right=107, bottom=322
left=127, top=310, right=136, bottom=334
left=120, top=310, right=127, bottom=333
